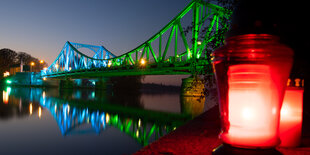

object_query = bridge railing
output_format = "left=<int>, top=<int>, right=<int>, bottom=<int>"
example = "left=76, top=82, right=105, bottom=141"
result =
left=42, top=0, right=231, bottom=77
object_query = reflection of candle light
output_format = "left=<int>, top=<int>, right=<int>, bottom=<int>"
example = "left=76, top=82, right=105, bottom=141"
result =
left=279, top=87, right=303, bottom=147
left=38, top=107, right=42, bottom=119
left=29, top=103, right=33, bottom=115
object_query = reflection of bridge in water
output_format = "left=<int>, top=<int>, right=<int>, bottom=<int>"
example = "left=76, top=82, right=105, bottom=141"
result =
left=39, top=90, right=191, bottom=146
left=3, top=87, right=206, bottom=146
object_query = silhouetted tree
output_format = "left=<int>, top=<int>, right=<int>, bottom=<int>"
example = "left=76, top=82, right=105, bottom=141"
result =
left=0, top=48, right=48, bottom=77
left=16, top=52, right=32, bottom=64
left=0, top=48, right=17, bottom=77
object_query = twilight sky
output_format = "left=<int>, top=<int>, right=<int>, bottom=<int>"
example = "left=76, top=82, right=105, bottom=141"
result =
left=0, top=0, right=193, bottom=85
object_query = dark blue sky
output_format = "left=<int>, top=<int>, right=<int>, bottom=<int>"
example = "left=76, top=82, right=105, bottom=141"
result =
left=0, top=0, right=191, bottom=65
left=0, top=0, right=194, bottom=85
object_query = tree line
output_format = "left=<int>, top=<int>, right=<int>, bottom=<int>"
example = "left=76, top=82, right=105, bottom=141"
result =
left=0, top=48, right=47, bottom=78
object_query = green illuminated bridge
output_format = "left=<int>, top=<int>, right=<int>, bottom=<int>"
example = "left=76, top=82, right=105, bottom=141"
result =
left=41, top=0, right=231, bottom=78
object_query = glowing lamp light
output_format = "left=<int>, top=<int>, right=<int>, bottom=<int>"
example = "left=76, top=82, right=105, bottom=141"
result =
left=6, top=80, right=12, bottom=84
left=140, top=59, right=146, bottom=65
left=212, top=34, right=293, bottom=149
left=279, top=83, right=304, bottom=147
left=197, top=41, right=202, bottom=45
left=40, top=60, right=44, bottom=64
left=108, top=61, right=112, bottom=67
left=3, top=71, right=10, bottom=77
left=30, top=62, right=35, bottom=66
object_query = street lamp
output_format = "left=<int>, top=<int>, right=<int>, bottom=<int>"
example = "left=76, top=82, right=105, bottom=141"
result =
left=30, top=62, right=35, bottom=72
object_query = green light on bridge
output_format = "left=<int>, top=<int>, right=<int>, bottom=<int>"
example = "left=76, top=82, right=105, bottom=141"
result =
left=6, top=80, right=12, bottom=84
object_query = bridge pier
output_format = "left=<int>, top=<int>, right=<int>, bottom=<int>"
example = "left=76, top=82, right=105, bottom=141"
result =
left=95, top=78, right=111, bottom=90
left=180, top=76, right=205, bottom=117
left=59, top=79, right=74, bottom=89
left=180, top=75, right=219, bottom=117
left=181, top=76, right=205, bottom=97
left=181, top=96, right=205, bottom=117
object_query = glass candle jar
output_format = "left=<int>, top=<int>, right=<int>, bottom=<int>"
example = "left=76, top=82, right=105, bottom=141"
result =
left=212, top=34, right=293, bottom=149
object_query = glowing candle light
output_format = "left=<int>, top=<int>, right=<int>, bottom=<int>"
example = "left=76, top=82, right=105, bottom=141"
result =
left=279, top=85, right=303, bottom=147
left=225, top=64, right=277, bottom=147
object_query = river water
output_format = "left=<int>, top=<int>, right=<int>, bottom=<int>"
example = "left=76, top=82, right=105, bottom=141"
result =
left=0, top=86, right=209, bottom=155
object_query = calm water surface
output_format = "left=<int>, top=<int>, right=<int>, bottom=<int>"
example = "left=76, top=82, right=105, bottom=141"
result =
left=0, top=87, right=206, bottom=155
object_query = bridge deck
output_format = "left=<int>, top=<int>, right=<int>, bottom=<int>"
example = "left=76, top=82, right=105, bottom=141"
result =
left=44, top=60, right=211, bottom=78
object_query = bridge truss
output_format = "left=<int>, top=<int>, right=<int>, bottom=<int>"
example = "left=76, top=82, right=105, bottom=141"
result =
left=42, top=0, right=231, bottom=78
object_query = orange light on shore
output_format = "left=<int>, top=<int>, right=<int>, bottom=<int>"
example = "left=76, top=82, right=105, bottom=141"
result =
left=212, top=34, right=293, bottom=149
left=279, top=86, right=304, bottom=147
left=3, top=71, right=10, bottom=77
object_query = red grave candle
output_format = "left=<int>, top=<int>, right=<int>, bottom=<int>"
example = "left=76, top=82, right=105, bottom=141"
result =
left=212, top=34, right=293, bottom=148
left=279, top=84, right=304, bottom=147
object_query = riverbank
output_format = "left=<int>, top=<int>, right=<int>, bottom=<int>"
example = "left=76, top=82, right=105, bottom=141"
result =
left=134, top=105, right=310, bottom=155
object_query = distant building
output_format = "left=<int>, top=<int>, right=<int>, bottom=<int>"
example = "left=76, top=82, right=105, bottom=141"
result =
left=9, top=64, right=30, bottom=76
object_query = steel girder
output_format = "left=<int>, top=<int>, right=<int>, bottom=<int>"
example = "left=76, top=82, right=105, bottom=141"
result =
left=42, top=0, right=231, bottom=78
